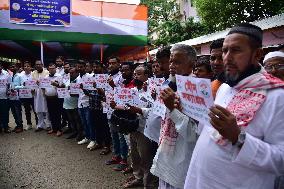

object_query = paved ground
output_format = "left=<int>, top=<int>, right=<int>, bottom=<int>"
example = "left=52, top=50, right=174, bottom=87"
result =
left=0, top=113, right=134, bottom=189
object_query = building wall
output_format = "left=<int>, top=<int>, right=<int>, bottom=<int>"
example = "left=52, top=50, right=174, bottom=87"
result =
left=198, top=26, right=284, bottom=55
left=177, top=0, right=198, bottom=21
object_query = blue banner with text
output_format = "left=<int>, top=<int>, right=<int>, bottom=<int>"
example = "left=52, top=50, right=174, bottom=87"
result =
left=10, top=0, right=71, bottom=26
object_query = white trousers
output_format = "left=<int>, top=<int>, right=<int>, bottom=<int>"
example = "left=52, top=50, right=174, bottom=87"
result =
left=36, top=112, right=51, bottom=129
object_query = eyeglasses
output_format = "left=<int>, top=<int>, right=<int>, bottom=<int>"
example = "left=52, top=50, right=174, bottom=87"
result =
left=264, top=64, right=284, bottom=72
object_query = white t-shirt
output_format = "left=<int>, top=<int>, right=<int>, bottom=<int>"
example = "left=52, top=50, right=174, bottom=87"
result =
left=77, top=73, right=92, bottom=108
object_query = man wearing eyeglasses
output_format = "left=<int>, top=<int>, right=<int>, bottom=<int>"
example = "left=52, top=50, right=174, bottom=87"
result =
left=263, top=50, right=284, bottom=189
left=264, top=51, right=284, bottom=81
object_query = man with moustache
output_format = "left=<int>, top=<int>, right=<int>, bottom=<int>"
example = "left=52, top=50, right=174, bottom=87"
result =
left=263, top=51, right=284, bottom=81
left=122, top=65, right=158, bottom=188
left=151, top=44, right=198, bottom=189
left=184, top=23, right=284, bottom=189
left=32, top=60, right=51, bottom=132
left=20, top=61, right=38, bottom=130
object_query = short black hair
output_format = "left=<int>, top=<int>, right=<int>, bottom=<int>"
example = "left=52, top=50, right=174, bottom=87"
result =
left=48, top=63, right=56, bottom=67
left=135, top=64, right=149, bottom=76
left=56, top=56, right=65, bottom=62
left=77, top=59, right=86, bottom=65
left=108, top=56, right=120, bottom=63
left=228, top=23, right=262, bottom=49
left=210, top=38, right=224, bottom=53
left=156, top=46, right=171, bottom=59
left=121, top=61, right=134, bottom=70
left=195, top=56, right=212, bottom=72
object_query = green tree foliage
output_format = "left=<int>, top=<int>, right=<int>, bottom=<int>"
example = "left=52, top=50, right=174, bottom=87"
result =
left=194, top=0, right=284, bottom=31
left=141, top=0, right=210, bottom=47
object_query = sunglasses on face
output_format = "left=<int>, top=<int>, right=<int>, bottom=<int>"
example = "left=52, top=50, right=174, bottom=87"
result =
left=264, top=63, right=284, bottom=72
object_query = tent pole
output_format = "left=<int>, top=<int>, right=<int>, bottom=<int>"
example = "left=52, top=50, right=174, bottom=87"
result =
left=100, top=45, right=103, bottom=63
left=40, top=41, right=44, bottom=65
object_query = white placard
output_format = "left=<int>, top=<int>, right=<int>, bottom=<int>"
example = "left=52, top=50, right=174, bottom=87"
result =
left=8, top=90, right=18, bottom=100
left=105, top=91, right=114, bottom=119
left=176, top=75, right=214, bottom=125
left=39, top=78, right=51, bottom=88
left=57, top=88, right=70, bottom=98
left=70, top=83, right=81, bottom=94
left=62, top=74, right=70, bottom=84
left=82, top=77, right=95, bottom=90
left=148, top=77, right=165, bottom=93
left=94, top=74, right=109, bottom=89
left=25, top=80, right=38, bottom=89
left=114, top=87, right=140, bottom=106
left=19, top=89, right=32, bottom=98
left=0, top=79, right=7, bottom=89
left=152, top=85, right=167, bottom=119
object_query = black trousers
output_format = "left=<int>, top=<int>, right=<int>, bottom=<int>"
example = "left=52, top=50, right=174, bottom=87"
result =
left=21, top=98, right=38, bottom=125
left=46, top=97, right=62, bottom=132
left=91, top=109, right=111, bottom=146
left=65, top=108, right=83, bottom=136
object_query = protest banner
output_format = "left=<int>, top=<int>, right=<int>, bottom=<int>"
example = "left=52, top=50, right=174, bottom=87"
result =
left=82, top=77, right=95, bottom=90
left=10, top=0, right=71, bottom=26
left=94, top=74, right=109, bottom=89
left=0, top=79, right=7, bottom=89
left=57, top=88, right=70, bottom=98
left=8, top=89, right=18, bottom=100
left=39, top=78, right=51, bottom=88
left=105, top=91, right=114, bottom=119
left=69, top=83, right=81, bottom=94
left=148, top=77, right=165, bottom=93
left=62, top=74, right=70, bottom=84
left=19, top=89, right=32, bottom=98
left=114, top=87, right=140, bottom=106
left=176, top=75, right=214, bottom=125
left=25, top=80, right=38, bottom=89
left=152, top=86, right=167, bottom=119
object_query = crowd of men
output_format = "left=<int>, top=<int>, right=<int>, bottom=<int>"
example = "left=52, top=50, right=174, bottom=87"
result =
left=0, top=23, right=284, bottom=189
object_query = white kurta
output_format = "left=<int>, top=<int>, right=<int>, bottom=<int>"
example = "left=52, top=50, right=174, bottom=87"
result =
left=32, top=70, right=49, bottom=113
left=184, top=84, right=284, bottom=189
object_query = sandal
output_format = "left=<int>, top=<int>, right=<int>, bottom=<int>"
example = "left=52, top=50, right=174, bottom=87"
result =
left=100, top=147, right=111, bottom=155
left=121, top=167, right=133, bottom=174
left=123, top=178, right=143, bottom=188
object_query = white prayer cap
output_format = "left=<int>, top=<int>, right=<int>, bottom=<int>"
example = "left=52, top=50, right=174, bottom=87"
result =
left=263, top=51, right=284, bottom=63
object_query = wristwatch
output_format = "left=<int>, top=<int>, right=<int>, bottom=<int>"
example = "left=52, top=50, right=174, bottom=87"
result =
left=235, top=130, right=246, bottom=148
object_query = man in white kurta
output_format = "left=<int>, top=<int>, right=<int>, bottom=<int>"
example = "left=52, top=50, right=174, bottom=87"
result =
left=31, top=60, right=50, bottom=131
left=184, top=23, right=284, bottom=189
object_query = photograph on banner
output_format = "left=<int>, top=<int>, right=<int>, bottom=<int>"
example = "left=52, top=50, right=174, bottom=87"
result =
left=0, top=78, right=8, bottom=88
left=39, top=77, right=51, bottom=88
left=148, top=77, right=165, bottom=93
left=152, top=85, right=168, bottom=119
left=105, top=91, right=114, bottom=119
left=25, top=80, right=38, bottom=89
left=57, top=88, right=70, bottom=98
left=113, top=87, right=140, bottom=106
left=176, top=75, right=214, bottom=125
left=19, top=89, right=32, bottom=98
left=69, top=83, right=81, bottom=94
left=10, top=0, right=71, bottom=26
left=82, top=77, right=95, bottom=90
left=94, top=74, right=109, bottom=89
